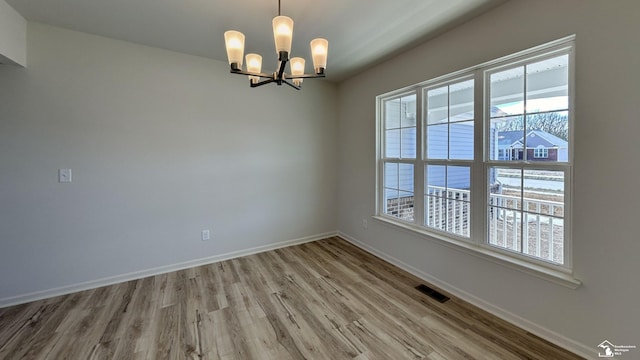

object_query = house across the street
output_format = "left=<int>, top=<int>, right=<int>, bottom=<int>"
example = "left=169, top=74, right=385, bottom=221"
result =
left=497, top=129, right=568, bottom=162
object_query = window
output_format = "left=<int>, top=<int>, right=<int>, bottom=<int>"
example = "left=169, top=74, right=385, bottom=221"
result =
left=377, top=37, right=574, bottom=274
left=534, top=147, right=549, bottom=158
left=487, top=52, right=570, bottom=265
left=425, top=79, right=474, bottom=237
left=382, top=94, right=416, bottom=221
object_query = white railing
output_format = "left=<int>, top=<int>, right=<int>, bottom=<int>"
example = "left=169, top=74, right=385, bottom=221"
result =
left=425, top=186, right=564, bottom=263
left=426, top=187, right=471, bottom=237
left=489, top=193, right=564, bottom=263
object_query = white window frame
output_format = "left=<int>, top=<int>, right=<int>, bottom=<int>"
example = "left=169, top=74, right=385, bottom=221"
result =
left=422, top=76, right=475, bottom=239
left=375, top=36, right=579, bottom=288
left=379, top=91, right=419, bottom=223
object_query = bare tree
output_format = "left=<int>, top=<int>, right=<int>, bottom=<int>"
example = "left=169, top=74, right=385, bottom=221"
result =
left=498, top=112, right=568, bottom=140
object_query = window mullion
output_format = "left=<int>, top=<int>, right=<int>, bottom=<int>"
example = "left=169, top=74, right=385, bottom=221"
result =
left=563, top=164, right=573, bottom=269
left=523, top=64, right=528, bottom=162
left=414, top=89, right=425, bottom=227
left=377, top=98, right=386, bottom=217
left=472, top=69, right=485, bottom=246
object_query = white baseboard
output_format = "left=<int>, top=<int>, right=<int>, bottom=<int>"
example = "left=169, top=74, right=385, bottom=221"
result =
left=337, top=231, right=594, bottom=359
left=0, top=231, right=337, bottom=308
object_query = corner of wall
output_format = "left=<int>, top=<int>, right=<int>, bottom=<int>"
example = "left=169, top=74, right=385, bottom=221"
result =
left=0, top=0, right=27, bottom=67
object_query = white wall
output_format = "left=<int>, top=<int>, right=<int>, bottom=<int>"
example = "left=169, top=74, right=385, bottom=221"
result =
left=337, top=0, right=639, bottom=357
left=0, top=0, right=27, bottom=66
left=0, top=23, right=338, bottom=303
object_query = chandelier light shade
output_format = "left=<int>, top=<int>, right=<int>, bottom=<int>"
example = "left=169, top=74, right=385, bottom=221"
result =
left=245, top=53, right=262, bottom=84
left=310, top=38, right=328, bottom=73
left=223, top=31, right=245, bottom=66
left=272, top=16, right=294, bottom=54
left=290, top=57, right=305, bottom=86
left=223, top=0, right=328, bottom=90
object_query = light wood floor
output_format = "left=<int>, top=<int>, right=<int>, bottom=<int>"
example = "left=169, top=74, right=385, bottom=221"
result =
left=0, top=237, right=582, bottom=359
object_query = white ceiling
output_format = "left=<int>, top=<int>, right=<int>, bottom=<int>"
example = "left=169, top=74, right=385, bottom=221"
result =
left=6, top=0, right=507, bottom=81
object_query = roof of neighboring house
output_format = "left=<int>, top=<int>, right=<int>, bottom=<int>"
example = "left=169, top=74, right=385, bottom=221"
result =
left=498, top=131, right=525, bottom=147
left=498, top=129, right=568, bottom=148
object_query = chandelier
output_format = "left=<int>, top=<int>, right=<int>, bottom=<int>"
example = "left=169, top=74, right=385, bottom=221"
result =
left=223, top=0, right=328, bottom=90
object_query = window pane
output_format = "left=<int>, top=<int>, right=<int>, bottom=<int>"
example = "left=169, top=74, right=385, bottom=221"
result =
left=448, top=199, right=470, bottom=237
left=385, top=99, right=401, bottom=129
left=384, top=161, right=399, bottom=217
left=490, top=67, right=524, bottom=116
left=427, top=86, right=448, bottom=124
left=425, top=165, right=471, bottom=237
left=490, top=168, right=521, bottom=210
left=522, top=169, right=565, bottom=264
left=384, top=94, right=416, bottom=159
left=490, top=116, right=524, bottom=161
left=526, top=55, right=569, bottom=113
left=426, top=195, right=446, bottom=231
left=399, top=164, right=414, bottom=192
left=448, top=167, right=471, bottom=238
left=426, top=165, right=446, bottom=193
left=522, top=212, right=564, bottom=264
left=398, top=191, right=415, bottom=222
left=450, top=121, right=474, bottom=160
left=401, top=127, right=416, bottom=159
left=384, top=189, right=399, bottom=216
left=426, top=163, right=446, bottom=228
left=385, top=129, right=400, bottom=158
left=384, top=162, right=414, bottom=222
left=427, top=124, right=448, bottom=159
left=450, top=79, right=474, bottom=121
left=523, top=170, right=564, bottom=217
left=447, top=166, right=471, bottom=192
left=525, top=111, right=569, bottom=162
left=401, top=94, right=417, bottom=128
left=384, top=163, right=398, bottom=189
left=488, top=206, right=522, bottom=252
left=489, top=167, right=565, bottom=264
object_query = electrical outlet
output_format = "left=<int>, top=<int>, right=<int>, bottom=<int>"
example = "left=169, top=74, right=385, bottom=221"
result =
left=362, top=219, right=368, bottom=229
left=201, top=229, right=210, bottom=241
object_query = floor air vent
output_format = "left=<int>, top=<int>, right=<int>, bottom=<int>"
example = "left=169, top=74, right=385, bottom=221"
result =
left=415, top=284, right=450, bottom=303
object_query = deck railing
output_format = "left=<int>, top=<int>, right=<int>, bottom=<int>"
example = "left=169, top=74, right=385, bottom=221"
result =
left=488, top=192, right=564, bottom=263
left=426, top=187, right=471, bottom=237
left=423, top=186, right=564, bottom=264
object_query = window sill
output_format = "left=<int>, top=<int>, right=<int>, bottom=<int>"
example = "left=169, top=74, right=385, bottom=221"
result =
left=372, top=215, right=582, bottom=289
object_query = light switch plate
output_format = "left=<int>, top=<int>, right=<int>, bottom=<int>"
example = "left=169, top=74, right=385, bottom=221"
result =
left=59, top=168, right=72, bottom=183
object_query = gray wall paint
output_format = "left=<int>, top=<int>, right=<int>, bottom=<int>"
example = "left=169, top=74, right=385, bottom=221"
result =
left=0, top=23, right=338, bottom=299
left=338, top=0, right=639, bottom=351
left=0, top=0, right=27, bottom=66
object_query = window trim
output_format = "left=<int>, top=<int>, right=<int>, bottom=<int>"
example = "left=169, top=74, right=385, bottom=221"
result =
left=375, top=35, right=579, bottom=288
